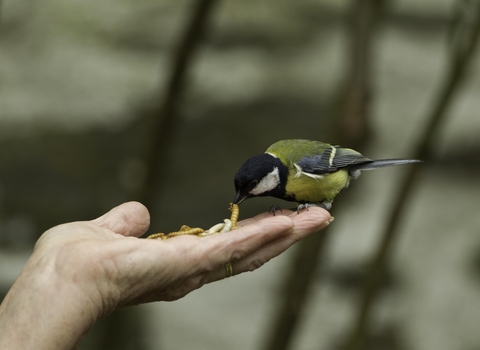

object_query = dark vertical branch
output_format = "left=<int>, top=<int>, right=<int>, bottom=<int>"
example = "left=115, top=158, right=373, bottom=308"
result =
left=96, top=2, right=218, bottom=350
left=262, top=228, right=331, bottom=350
left=342, top=4, right=480, bottom=349
left=261, top=2, right=380, bottom=350
left=137, top=0, right=218, bottom=208
left=337, top=0, right=383, bottom=148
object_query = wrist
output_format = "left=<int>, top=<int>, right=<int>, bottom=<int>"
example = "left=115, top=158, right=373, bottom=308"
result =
left=0, top=252, right=100, bottom=349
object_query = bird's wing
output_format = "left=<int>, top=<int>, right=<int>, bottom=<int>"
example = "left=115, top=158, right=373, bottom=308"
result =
left=296, top=146, right=372, bottom=175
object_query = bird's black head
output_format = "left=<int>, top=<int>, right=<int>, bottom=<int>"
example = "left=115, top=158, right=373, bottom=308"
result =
left=233, top=153, right=288, bottom=205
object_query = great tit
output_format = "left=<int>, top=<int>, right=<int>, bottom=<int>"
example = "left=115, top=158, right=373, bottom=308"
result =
left=233, top=139, right=420, bottom=211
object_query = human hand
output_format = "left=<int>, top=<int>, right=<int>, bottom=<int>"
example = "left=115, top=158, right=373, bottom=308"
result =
left=0, top=202, right=331, bottom=349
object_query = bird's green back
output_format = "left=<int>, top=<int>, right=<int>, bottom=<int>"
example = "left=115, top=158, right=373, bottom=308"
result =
left=265, top=139, right=332, bottom=165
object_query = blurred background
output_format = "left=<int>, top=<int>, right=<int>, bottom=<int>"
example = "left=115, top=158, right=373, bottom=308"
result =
left=1, top=0, right=480, bottom=349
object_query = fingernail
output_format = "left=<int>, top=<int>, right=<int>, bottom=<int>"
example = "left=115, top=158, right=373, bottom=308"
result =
left=325, top=216, right=335, bottom=225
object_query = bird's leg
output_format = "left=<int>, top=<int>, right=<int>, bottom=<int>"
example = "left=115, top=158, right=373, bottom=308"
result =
left=319, top=201, right=332, bottom=210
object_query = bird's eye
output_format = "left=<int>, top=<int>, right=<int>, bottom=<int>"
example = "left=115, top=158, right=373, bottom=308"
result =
left=250, top=179, right=259, bottom=188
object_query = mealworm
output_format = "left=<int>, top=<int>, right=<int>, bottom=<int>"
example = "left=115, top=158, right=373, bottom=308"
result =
left=147, top=203, right=240, bottom=240
left=146, top=232, right=167, bottom=240
left=166, top=227, right=204, bottom=238
left=205, top=222, right=225, bottom=234
left=220, top=219, right=232, bottom=233
left=229, top=203, right=239, bottom=228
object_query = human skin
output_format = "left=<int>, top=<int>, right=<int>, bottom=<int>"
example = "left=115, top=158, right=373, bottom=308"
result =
left=0, top=201, right=331, bottom=349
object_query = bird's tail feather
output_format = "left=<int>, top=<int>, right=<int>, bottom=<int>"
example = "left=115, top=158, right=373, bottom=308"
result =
left=354, top=159, right=422, bottom=171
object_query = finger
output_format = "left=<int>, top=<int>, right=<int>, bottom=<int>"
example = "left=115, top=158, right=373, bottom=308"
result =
left=236, top=209, right=294, bottom=227
left=288, top=207, right=331, bottom=232
left=123, top=214, right=295, bottom=300
left=205, top=207, right=331, bottom=282
left=92, top=201, right=150, bottom=237
left=166, top=215, right=296, bottom=280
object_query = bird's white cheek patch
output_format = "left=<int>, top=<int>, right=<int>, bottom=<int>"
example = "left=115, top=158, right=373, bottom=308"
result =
left=250, top=167, right=280, bottom=195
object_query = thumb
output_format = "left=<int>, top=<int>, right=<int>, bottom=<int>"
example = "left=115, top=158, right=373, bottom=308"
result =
left=92, top=201, right=150, bottom=237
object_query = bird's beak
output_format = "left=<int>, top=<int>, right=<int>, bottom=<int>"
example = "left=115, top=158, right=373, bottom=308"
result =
left=233, top=191, right=249, bottom=205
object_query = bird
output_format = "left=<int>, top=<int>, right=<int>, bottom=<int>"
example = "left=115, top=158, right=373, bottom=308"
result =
left=233, top=139, right=421, bottom=211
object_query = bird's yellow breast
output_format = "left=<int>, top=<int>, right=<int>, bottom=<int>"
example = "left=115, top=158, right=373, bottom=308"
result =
left=285, top=169, right=350, bottom=204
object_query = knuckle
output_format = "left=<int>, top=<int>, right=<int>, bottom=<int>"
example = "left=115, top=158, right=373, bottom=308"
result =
left=230, top=248, right=248, bottom=261
left=248, top=259, right=265, bottom=272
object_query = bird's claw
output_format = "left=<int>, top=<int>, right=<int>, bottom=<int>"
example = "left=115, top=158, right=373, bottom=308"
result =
left=269, top=205, right=283, bottom=216
left=296, top=203, right=311, bottom=214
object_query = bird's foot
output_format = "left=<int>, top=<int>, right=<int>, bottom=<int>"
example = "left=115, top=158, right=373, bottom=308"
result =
left=296, top=203, right=311, bottom=214
left=295, top=202, right=331, bottom=214
left=269, top=205, right=283, bottom=216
